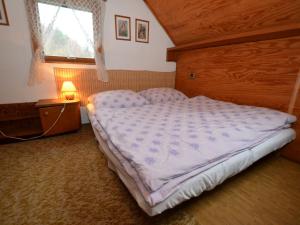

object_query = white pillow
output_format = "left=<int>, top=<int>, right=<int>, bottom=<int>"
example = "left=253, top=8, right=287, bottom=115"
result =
left=139, top=88, right=188, bottom=104
left=88, top=90, right=149, bottom=108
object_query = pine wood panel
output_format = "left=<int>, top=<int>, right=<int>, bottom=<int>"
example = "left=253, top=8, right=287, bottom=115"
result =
left=167, top=23, right=300, bottom=61
left=54, top=69, right=175, bottom=106
left=176, top=37, right=300, bottom=112
left=144, top=0, right=300, bottom=45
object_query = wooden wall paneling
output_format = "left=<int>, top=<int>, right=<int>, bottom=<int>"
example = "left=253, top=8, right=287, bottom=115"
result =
left=54, top=69, right=176, bottom=106
left=175, top=36, right=300, bottom=161
left=144, top=0, right=300, bottom=45
left=175, top=37, right=300, bottom=112
left=167, top=23, right=300, bottom=61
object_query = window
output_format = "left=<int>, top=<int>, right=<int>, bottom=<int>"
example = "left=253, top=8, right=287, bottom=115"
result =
left=38, top=2, right=95, bottom=64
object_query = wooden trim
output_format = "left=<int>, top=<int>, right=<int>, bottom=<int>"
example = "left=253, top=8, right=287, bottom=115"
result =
left=143, top=0, right=176, bottom=45
left=36, top=99, right=80, bottom=108
left=0, top=0, right=9, bottom=26
left=135, top=18, right=149, bottom=43
left=167, top=23, right=300, bottom=61
left=288, top=69, right=300, bottom=114
left=44, top=56, right=95, bottom=65
left=167, top=50, right=178, bottom=62
left=115, top=15, right=131, bottom=41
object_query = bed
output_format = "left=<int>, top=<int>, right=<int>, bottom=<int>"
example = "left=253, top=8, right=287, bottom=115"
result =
left=87, top=89, right=296, bottom=216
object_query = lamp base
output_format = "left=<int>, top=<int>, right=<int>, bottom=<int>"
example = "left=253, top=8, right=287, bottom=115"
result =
left=65, top=94, right=75, bottom=100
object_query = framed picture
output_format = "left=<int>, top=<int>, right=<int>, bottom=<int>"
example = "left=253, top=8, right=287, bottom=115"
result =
left=115, top=15, right=131, bottom=41
left=135, top=19, right=149, bottom=43
left=0, top=0, right=9, bottom=26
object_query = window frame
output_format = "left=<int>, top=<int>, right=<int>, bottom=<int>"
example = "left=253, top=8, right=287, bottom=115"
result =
left=44, top=56, right=95, bottom=64
left=37, top=2, right=96, bottom=65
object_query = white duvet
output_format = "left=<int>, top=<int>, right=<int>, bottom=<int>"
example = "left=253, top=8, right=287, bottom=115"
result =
left=94, top=96, right=296, bottom=205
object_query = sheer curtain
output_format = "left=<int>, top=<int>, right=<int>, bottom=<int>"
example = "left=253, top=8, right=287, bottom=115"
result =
left=25, top=0, right=108, bottom=85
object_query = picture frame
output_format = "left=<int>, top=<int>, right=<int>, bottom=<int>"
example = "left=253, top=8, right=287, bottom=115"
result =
left=115, top=15, right=131, bottom=41
left=135, top=19, right=149, bottom=43
left=0, top=0, right=9, bottom=26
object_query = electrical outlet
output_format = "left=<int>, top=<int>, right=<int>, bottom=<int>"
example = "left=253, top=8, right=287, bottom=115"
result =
left=189, top=72, right=197, bottom=80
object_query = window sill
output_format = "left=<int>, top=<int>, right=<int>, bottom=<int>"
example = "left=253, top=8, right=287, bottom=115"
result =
left=44, top=56, right=96, bottom=65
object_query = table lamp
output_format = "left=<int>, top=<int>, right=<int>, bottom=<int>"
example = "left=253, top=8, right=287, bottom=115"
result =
left=61, top=81, right=77, bottom=100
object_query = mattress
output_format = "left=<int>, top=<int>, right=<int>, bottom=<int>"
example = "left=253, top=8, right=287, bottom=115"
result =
left=87, top=99, right=296, bottom=216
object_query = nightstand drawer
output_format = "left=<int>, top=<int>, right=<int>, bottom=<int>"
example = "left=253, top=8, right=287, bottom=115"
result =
left=39, top=103, right=81, bottom=136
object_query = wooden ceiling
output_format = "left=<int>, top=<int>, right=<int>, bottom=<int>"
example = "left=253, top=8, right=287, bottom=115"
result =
left=144, top=0, right=300, bottom=46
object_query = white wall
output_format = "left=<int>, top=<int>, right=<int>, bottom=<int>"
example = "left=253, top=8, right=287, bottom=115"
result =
left=0, top=0, right=175, bottom=123
left=0, top=0, right=58, bottom=104
left=104, top=0, right=175, bottom=71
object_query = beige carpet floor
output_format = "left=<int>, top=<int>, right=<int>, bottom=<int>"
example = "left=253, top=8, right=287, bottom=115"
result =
left=0, top=125, right=299, bottom=225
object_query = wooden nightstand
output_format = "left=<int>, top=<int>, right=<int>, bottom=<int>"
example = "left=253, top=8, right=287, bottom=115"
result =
left=35, top=99, right=81, bottom=136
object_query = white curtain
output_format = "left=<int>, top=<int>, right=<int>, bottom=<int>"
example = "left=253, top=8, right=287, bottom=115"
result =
left=25, top=0, right=108, bottom=85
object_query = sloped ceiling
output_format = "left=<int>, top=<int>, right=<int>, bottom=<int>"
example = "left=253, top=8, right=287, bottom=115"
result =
left=144, top=0, right=300, bottom=46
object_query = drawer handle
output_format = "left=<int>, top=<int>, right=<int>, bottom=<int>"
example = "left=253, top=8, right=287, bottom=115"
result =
left=44, top=111, right=49, bottom=116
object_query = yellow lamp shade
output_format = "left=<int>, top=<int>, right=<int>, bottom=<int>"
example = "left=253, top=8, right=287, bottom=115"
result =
left=61, top=81, right=77, bottom=100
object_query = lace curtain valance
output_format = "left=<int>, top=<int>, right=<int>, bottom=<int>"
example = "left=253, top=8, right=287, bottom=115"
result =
left=25, top=0, right=108, bottom=85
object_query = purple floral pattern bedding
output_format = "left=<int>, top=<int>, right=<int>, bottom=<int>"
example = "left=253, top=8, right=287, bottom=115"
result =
left=94, top=96, right=296, bottom=205
left=88, top=90, right=149, bottom=108
left=139, top=88, right=188, bottom=104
